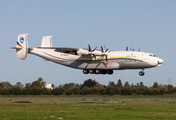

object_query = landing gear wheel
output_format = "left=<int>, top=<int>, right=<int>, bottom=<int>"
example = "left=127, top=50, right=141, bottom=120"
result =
left=83, top=69, right=89, bottom=74
left=139, top=71, right=145, bottom=76
left=107, top=70, right=113, bottom=75
left=89, top=69, right=95, bottom=74
left=95, top=70, right=100, bottom=74
left=100, top=70, right=107, bottom=75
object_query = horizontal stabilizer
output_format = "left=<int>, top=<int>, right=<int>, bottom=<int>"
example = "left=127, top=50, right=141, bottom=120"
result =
left=11, top=47, right=22, bottom=50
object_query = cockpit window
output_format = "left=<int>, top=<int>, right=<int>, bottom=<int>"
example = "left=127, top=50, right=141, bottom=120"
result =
left=149, top=54, right=156, bottom=57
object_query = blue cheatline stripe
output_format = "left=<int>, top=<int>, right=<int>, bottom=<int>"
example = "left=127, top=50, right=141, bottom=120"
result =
left=83, top=57, right=146, bottom=63
left=113, top=58, right=144, bottom=62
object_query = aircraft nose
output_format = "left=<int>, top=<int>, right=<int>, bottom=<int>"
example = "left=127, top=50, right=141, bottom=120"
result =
left=157, top=58, right=164, bottom=66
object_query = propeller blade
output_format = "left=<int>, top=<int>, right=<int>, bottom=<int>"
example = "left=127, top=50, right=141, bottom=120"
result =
left=88, top=44, right=91, bottom=52
left=106, top=55, right=108, bottom=62
left=101, top=46, right=104, bottom=53
left=92, top=46, right=97, bottom=52
left=93, top=54, right=96, bottom=59
left=105, top=48, right=109, bottom=52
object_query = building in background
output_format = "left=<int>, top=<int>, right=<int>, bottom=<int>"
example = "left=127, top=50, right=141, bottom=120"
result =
left=45, top=84, right=54, bottom=90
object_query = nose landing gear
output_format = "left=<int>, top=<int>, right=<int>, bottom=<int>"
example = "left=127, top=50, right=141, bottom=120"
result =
left=139, top=69, right=145, bottom=76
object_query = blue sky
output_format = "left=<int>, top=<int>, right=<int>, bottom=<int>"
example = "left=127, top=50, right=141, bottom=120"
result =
left=1, top=0, right=176, bottom=87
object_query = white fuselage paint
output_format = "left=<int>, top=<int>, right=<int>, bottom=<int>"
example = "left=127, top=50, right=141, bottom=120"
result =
left=29, top=48, right=164, bottom=70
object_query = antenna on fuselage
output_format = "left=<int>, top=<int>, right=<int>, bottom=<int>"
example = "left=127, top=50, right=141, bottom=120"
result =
left=138, top=48, right=140, bottom=52
left=126, top=46, right=128, bottom=51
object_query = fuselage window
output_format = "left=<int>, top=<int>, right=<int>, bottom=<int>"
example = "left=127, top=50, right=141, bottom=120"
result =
left=149, top=54, right=156, bottom=57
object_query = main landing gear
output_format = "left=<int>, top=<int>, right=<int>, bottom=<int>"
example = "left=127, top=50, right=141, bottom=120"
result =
left=83, top=69, right=145, bottom=76
left=83, top=69, right=113, bottom=75
left=139, top=69, right=145, bottom=76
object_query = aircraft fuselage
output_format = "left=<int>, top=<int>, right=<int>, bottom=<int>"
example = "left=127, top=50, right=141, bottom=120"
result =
left=12, top=34, right=164, bottom=76
left=29, top=48, right=163, bottom=71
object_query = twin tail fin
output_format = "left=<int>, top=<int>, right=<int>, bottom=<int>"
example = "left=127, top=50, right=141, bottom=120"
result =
left=11, top=34, right=29, bottom=60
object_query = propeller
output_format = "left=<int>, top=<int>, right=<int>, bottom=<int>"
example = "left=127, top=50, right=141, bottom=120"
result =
left=88, top=44, right=110, bottom=61
left=101, top=45, right=109, bottom=62
left=88, top=44, right=97, bottom=59
left=88, top=44, right=97, bottom=52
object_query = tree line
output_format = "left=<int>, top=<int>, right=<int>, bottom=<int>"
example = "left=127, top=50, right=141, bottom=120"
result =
left=0, top=77, right=175, bottom=95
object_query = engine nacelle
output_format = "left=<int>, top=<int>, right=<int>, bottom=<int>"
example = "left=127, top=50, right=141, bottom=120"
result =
left=77, top=49, right=89, bottom=56
left=77, top=49, right=103, bottom=56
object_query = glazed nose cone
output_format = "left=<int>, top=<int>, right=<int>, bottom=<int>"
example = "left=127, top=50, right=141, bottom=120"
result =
left=157, top=58, right=164, bottom=66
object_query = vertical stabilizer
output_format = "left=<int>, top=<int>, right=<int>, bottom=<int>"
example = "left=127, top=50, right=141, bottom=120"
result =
left=16, top=34, right=29, bottom=60
left=41, top=36, right=54, bottom=47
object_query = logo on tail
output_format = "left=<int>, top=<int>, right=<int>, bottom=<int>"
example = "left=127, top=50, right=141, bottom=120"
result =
left=20, top=37, right=24, bottom=43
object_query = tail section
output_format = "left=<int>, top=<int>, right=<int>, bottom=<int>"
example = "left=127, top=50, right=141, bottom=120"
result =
left=40, top=36, right=53, bottom=61
left=14, top=34, right=29, bottom=60
left=41, top=36, right=54, bottom=47
left=12, top=34, right=53, bottom=60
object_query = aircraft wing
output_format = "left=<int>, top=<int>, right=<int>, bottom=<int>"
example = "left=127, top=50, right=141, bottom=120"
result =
left=37, top=47, right=79, bottom=54
left=37, top=47, right=104, bottom=57
left=54, top=47, right=79, bottom=53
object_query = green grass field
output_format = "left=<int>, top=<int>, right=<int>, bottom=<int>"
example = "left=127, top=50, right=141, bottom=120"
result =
left=0, top=95, right=176, bottom=120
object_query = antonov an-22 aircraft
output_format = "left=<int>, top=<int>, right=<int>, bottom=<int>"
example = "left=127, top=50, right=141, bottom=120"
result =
left=11, top=34, right=164, bottom=76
